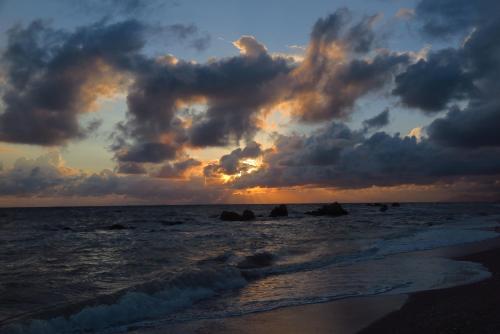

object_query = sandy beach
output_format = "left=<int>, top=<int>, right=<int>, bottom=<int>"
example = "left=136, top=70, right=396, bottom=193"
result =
left=361, top=240, right=500, bottom=333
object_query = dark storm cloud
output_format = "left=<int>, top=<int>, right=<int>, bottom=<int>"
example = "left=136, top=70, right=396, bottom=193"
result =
left=415, top=0, right=500, bottom=38
left=345, top=14, right=380, bottom=53
left=112, top=37, right=290, bottom=164
left=0, top=19, right=207, bottom=148
left=392, top=49, right=474, bottom=113
left=427, top=103, right=500, bottom=148
left=0, top=20, right=146, bottom=145
left=111, top=10, right=407, bottom=161
left=293, top=51, right=409, bottom=122
left=362, top=108, right=390, bottom=131
left=204, top=141, right=262, bottom=176
left=398, top=0, right=500, bottom=149
left=155, top=158, right=201, bottom=178
left=187, top=51, right=291, bottom=147
left=309, top=8, right=379, bottom=54
left=289, top=9, right=409, bottom=122
left=233, top=122, right=500, bottom=190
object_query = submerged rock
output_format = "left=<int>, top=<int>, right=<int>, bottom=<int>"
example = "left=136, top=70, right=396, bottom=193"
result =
left=237, top=251, right=274, bottom=269
left=392, top=202, right=401, bottom=207
left=220, top=211, right=243, bottom=221
left=106, top=224, right=127, bottom=230
left=380, top=204, right=389, bottom=212
left=160, top=220, right=184, bottom=226
left=242, top=210, right=256, bottom=221
left=270, top=204, right=288, bottom=217
left=220, top=210, right=256, bottom=221
left=305, top=202, right=348, bottom=216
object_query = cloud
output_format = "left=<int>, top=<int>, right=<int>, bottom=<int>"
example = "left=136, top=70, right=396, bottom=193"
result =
left=111, top=38, right=291, bottom=164
left=0, top=19, right=209, bottom=150
left=233, top=122, right=500, bottom=190
left=415, top=0, right=499, bottom=38
left=204, top=141, right=262, bottom=177
left=0, top=10, right=409, bottom=158
left=362, top=108, right=390, bottom=131
left=232, top=36, right=268, bottom=58
left=110, top=8, right=410, bottom=162
left=285, top=9, right=409, bottom=122
left=395, top=8, right=415, bottom=20
left=154, top=158, right=201, bottom=178
left=0, top=20, right=145, bottom=145
left=393, top=48, right=474, bottom=112
left=117, top=162, right=147, bottom=174
left=427, top=102, right=500, bottom=148
left=0, top=153, right=225, bottom=203
left=394, top=0, right=500, bottom=150
left=65, top=0, right=171, bottom=17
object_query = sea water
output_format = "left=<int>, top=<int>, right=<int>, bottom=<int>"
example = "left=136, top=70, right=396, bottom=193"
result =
left=0, top=203, right=499, bottom=333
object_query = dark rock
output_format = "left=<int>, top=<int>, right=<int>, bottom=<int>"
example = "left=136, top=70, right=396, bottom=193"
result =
left=160, top=220, right=184, bottom=226
left=242, top=210, right=256, bottom=221
left=380, top=204, right=389, bottom=212
left=392, top=202, right=401, bottom=207
left=198, top=252, right=232, bottom=266
left=237, top=252, right=274, bottom=269
left=107, top=224, right=127, bottom=230
left=270, top=204, right=288, bottom=217
left=220, top=210, right=255, bottom=221
left=305, top=202, right=348, bottom=216
left=220, top=211, right=243, bottom=221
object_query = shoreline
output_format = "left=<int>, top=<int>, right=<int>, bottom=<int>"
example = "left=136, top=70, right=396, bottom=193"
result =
left=360, top=237, right=500, bottom=333
left=132, top=237, right=500, bottom=334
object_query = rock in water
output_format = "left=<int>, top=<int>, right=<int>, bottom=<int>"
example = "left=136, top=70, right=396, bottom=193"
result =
left=242, top=210, right=256, bottom=221
left=392, top=202, right=401, bottom=207
left=220, top=211, right=243, bottom=221
left=160, top=220, right=183, bottom=226
left=107, top=224, right=127, bottom=230
left=305, top=202, right=348, bottom=216
left=270, top=204, right=288, bottom=217
left=380, top=204, right=389, bottom=212
left=220, top=210, right=255, bottom=221
left=237, top=251, right=274, bottom=269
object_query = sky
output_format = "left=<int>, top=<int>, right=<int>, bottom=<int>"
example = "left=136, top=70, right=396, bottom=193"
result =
left=0, top=0, right=499, bottom=206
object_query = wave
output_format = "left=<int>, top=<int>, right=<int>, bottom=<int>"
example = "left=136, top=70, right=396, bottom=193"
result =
left=2, top=268, right=247, bottom=334
left=3, top=214, right=498, bottom=334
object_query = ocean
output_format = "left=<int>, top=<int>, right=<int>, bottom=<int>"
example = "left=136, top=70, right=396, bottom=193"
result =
left=0, top=203, right=499, bottom=333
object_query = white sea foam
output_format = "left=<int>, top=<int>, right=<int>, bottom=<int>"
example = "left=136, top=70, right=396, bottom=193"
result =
left=377, top=227, right=498, bottom=256
left=3, top=269, right=247, bottom=334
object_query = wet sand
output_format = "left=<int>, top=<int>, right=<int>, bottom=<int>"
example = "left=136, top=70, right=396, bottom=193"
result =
left=133, top=294, right=407, bottom=334
left=361, top=240, right=500, bottom=333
